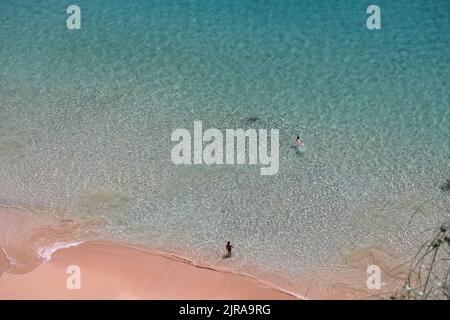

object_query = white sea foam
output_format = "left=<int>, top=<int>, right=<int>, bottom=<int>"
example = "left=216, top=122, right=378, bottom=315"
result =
left=36, top=241, right=85, bottom=262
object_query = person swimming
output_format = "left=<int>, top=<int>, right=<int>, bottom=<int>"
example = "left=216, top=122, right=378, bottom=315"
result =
left=295, top=135, right=306, bottom=155
left=295, top=135, right=304, bottom=145
left=226, top=241, right=233, bottom=257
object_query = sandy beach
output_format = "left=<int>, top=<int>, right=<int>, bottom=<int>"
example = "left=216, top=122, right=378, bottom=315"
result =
left=0, top=205, right=298, bottom=299
left=0, top=240, right=296, bottom=300
left=0, top=207, right=398, bottom=300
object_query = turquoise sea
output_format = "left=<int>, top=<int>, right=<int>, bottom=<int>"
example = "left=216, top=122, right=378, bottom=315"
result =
left=1, top=0, right=449, bottom=294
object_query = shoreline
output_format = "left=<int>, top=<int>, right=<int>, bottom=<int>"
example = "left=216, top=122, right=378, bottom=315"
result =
left=0, top=206, right=400, bottom=300
left=0, top=240, right=299, bottom=300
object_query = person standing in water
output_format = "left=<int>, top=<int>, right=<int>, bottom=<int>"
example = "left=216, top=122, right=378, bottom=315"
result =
left=295, top=135, right=304, bottom=145
left=226, top=241, right=233, bottom=257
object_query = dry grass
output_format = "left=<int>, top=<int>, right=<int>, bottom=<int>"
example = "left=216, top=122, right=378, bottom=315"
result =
left=392, top=221, right=450, bottom=300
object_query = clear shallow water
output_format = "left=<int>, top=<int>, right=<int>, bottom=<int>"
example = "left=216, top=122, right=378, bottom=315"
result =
left=0, top=0, right=449, bottom=290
